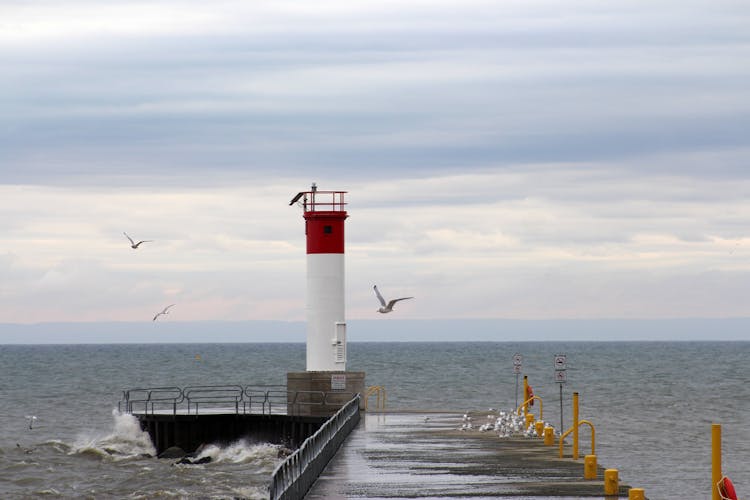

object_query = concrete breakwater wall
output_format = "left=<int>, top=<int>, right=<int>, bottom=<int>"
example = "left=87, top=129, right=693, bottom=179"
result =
left=137, top=413, right=328, bottom=455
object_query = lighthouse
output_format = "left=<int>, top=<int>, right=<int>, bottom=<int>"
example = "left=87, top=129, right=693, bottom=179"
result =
left=288, top=184, right=364, bottom=415
left=290, top=183, right=348, bottom=371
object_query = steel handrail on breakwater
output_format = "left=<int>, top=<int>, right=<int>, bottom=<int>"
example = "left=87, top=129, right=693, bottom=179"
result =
left=269, top=395, right=361, bottom=500
left=184, top=385, right=244, bottom=415
left=244, top=385, right=287, bottom=414
left=243, top=389, right=328, bottom=415
left=120, top=385, right=355, bottom=416
left=119, top=387, right=184, bottom=415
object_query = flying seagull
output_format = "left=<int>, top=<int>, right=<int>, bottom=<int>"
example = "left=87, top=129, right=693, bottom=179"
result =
left=153, top=304, right=175, bottom=321
left=123, top=232, right=153, bottom=249
left=373, top=285, right=413, bottom=314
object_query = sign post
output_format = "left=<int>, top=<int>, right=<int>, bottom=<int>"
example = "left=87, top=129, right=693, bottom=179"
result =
left=554, top=354, right=567, bottom=434
left=513, top=353, right=522, bottom=409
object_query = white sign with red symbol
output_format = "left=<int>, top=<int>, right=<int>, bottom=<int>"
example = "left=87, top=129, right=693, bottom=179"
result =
left=554, top=354, right=567, bottom=370
left=554, top=354, right=567, bottom=384
left=513, top=353, right=522, bottom=373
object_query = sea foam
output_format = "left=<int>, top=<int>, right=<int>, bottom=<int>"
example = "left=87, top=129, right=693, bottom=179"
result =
left=195, top=439, right=281, bottom=469
left=68, top=409, right=156, bottom=460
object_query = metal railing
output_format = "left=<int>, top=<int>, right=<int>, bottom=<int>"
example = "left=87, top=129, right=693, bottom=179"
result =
left=119, top=385, right=357, bottom=417
left=184, top=385, right=244, bottom=415
left=558, top=419, right=596, bottom=459
left=269, top=395, right=360, bottom=500
left=287, top=390, right=325, bottom=414
left=364, top=385, right=386, bottom=410
left=244, top=385, right=288, bottom=414
left=516, top=395, right=544, bottom=420
left=119, top=387, right=184, bottom=415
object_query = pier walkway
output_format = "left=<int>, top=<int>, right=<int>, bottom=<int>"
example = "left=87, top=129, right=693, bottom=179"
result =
left=305, top=411, right=631, bottom=499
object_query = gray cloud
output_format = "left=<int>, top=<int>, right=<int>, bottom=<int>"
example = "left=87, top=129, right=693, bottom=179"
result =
left=2, top=0, right=749, bottom=186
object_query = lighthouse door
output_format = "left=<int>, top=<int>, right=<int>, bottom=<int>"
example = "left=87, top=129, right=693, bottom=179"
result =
left=334, top=322, right=347, bottom=363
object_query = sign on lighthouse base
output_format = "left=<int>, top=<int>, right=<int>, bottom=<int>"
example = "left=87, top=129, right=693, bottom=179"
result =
left=287, top=371, right=366, bottom=417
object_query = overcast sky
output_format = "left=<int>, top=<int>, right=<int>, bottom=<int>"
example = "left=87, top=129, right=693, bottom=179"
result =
left=2, top=0, right=749, bottom=327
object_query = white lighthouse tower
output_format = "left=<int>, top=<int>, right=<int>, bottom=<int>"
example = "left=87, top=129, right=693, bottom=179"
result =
left=287, top=184, right=364, bottom=414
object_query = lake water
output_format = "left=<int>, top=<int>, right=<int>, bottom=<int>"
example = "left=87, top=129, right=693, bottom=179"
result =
left=0, top=341, right=747, bottom=499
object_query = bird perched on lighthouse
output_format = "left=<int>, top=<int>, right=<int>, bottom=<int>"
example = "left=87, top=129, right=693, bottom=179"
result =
left=373, top=285, right=413, bottom=314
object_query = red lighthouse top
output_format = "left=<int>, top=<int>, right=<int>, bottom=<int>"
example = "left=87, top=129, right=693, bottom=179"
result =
left=290, top=184, right=348, bottom=254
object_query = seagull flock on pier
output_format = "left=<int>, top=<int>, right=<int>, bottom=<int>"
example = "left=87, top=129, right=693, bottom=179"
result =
left=459, top=410, right=547, bottom=439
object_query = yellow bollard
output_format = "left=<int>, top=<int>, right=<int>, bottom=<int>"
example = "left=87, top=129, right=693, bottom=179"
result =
left=629, top=487, right=645, bottom=500
left=712, top=424, right=721, bottom=500
left=543, top=426, right=554, bottom=445
left=523, top=376, right=529, bottom=416
left=572, top=392, right=579, bottom=460
left=604, top=469, right=619, bottom=496
left=525, top=413, right=535, bottom=429
left=535, top=420, right=544, bottom=437
left=583, top=454, right=597, bottom=480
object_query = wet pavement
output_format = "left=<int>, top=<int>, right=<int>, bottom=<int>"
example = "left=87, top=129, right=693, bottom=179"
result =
left=305, top=411, right=632, bottom=499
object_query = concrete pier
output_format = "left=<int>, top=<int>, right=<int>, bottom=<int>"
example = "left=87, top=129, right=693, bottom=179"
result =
left=306, top=411, right=634, bottom=498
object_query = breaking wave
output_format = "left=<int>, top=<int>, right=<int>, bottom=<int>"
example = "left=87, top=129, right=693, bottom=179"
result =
left=194, top=440, right=281, bottom=470
left=64, top=409, right=156, bottom=460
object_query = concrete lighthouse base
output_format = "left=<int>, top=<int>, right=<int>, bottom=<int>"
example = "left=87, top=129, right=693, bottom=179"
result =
left=287, top=371, right=365, bottom=417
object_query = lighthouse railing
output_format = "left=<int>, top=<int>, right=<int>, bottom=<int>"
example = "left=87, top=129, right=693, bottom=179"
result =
left=302, top=190, right=347, bottom=212
left=269, top=395, right=361, bottom=500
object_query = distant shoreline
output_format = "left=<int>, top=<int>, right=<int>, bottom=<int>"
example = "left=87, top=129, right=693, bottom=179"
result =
left=2, top=317, right=749, bottom=343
